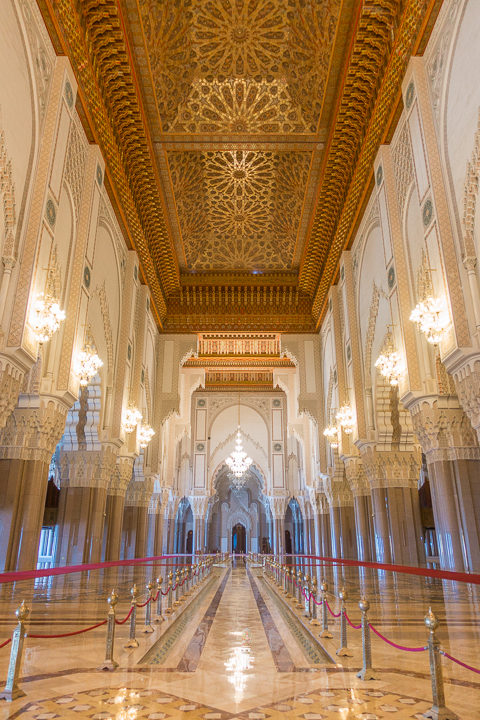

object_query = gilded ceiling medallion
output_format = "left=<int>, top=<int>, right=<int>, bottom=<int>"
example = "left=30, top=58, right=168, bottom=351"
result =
left=168, top=149, right=310, bottom=270
left=138, top=0, right=341, bottom=134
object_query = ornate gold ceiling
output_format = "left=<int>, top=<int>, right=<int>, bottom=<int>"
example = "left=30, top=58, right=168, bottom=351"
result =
left=38, top=0, right=441, bottom=332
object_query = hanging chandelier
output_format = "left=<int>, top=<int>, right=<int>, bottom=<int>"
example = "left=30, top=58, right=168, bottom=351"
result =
left=226, top=429, right=252, bottom=478
left=31, top=291, right=66, bottom=343
left=138, top=422, right=155, bottom=448
left=228, top=470, right=250, bottom=494
left=323, top=424, right=339, bottom=448
left=124, top=404, right=142, bottom=434
left=410, top=296, right=448, bottom=345
left=76, top=332, right=103, bottom=386
left=375, top=332, right=403, bottom=386
left=225, top=394, right=252, bottom=479
left=336, top=404, right=355, bottom=434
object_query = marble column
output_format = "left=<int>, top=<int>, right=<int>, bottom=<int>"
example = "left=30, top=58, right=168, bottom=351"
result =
left=56, top=486, right=107, bottom=566
left=370, top=487, right=392, bottom=564
left=353, top=493, right=373, bottom=561
left=134, top=505, right=149, bottom=559
left=0, top=458, right=51, bottom=571
left=104, top=492, right=126, bottom=562
left=154, top=511, right=165, bottom=556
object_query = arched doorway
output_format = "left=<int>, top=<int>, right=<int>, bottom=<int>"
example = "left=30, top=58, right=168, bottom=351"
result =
left=285, top=529, right=292, bottom=554
left=186, top=529, right=193, bottom=554
left=232, top=523, right=246, bottom=554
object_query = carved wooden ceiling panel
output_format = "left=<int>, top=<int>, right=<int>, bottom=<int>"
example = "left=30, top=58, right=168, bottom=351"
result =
left=168, top=149, right=311, bottom=270
left=39, top=0, right=441, bottom=331
left=138, top=0, right=340, bottom=135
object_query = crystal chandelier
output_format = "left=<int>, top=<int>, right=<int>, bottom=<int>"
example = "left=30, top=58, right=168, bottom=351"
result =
left=124, top=404, right=142, bottom=434
left=375, top=333, right=403, bottom=386
left=336, top=404, right=355, bottom=434
left=76, top=333, right=103, bottom=386
left=138, top=422, right=155, bottom=448
left=410, top=296, right=448, bottom=345
left=323, top=424, right=339, bottom=448
left=31, top=291, right=66, bottom=343
left=228, top=470, right=250, bottom=494
left=225, top=394, right=252, bottom=479
left=226, top=428, right=252, bottom=478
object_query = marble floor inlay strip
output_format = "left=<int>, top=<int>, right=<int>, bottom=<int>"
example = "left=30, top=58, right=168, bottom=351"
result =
left=176, top=567, right=232, bottom=672
left=259, top=576, right=333, bottom=665
left=139, top=574, right=219, bottom=666
left=246, top=566, right=296, bottom=672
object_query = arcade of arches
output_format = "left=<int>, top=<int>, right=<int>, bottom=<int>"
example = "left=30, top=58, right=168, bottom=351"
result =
left=0, top=0, right=480, bottom=716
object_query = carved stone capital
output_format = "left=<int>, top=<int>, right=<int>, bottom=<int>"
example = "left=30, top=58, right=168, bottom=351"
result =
left=0, top=394, right=69, bottom=463
left=59, top=445, right=118, bottom=489
left=268, top=495, right=289, bottom=518
left=408, top=396, right=479, bottom=462
left=360, top=446, right=421, bottom=489
left=343, top=456, right=370, bottom=496
left=189, top=495, right=209, bottom=518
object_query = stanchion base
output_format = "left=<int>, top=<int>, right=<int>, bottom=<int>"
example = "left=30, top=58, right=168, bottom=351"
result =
left=173, top=601, right=182, bottom=607
left=423, top=707, right=459, bottom=720
left=310, top=619, right=321, bottom=626
left=140, top=625, right=154, bottom=634
left=124, top=638, right=139, bottom=649
left=295, top=603, right=304, bottom=610
left=320, top=630, right=333, bottom=638
left=0, top=686, right=26, bottom=701
left=336, top=647, right=353, bottom=657
left=286, top=593, right=292, bottom=599
left=356, top=667, right=379, bottom=681
left=164, top=608, right=174, bottom=615
left=97, top=660, right=119, bottom=671
left=155, top=615, right=165, bottom=623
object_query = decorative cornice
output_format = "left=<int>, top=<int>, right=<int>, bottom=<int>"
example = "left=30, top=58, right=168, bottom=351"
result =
left=298, top=0, right=442, bottom=325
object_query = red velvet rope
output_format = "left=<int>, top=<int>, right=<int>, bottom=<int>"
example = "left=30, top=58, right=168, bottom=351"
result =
left=440, top=651, right=480, bottom=674
left=325, top=599, right=341, bottom=618
left=369, top=623, right=427, bottom=652
left=345, top=612, right=362, bottom=629
left=137, top=597, right=151, bottom=608
left=281, top=554, right=480, bottom=586
left=0, top=638, right=12, bottom=649
left=29, top=620, right=107, bottom=639
left=115, top=606, right=134, bottom=625
left=0, top=554, right=197, bottom=585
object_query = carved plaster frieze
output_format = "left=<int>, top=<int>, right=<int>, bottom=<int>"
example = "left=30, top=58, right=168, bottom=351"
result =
left=268, top=495, right=289, bottom=519
left=0, top=359, right=24, bottom=434
left=189, top=495, right=209, bottom=518
left=0, top=395, right=68, bottom=463
left=343, top=457, right=370, bottom=496
left=359, top=447, right=420, bottom=490
left=408, top=397, right=479, bottom=462
left=59, top=445, right=117, bottom=490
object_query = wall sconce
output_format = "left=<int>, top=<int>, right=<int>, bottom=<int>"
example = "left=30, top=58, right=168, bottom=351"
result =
left=138, top=422, right=155, bottom=448
left=375, top=330, right=403, bottom=386
left=336, top=404, right=355, bottom=434
left=124, top=404, right=142, bottom=433
left=31, top=291, right=66, bottom=343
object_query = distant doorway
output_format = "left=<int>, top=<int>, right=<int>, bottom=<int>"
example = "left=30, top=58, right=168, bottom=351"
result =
left=285, top=529, right=292, bottom=554
left=186, top=529, right=193, bottom=554
left=232, top=523, right=246, bottom=554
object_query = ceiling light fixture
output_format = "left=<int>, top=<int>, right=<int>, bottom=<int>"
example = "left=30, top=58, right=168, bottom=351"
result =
left=124, top=404, right=142, bottom=434
left=225, top=393, right=252, bottom=478
left=375, top=329, right=403, bottom=386
left=138, top=422, right=155, bottom=448
left=336, top=404, right=355, bottom=435
left=32, top=291, right=66, bottom=344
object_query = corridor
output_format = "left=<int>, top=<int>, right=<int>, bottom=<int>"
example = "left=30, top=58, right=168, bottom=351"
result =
left=0, top=558, right=478, bottom=719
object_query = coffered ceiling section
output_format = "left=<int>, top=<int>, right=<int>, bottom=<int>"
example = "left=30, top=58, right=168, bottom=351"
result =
left=138, top=0, right=340, bottom=136
left=131, top=0, right=342, bottom=272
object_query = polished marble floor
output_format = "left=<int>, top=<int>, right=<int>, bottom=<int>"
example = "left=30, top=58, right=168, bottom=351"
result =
left=0, top=558, right=478, bottom=719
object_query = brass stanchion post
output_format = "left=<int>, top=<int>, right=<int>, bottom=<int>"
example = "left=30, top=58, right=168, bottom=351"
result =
left=320, top=580, right=333, bottom=638
left=423, top=609, right=459, bottom=720
left=174, top=570, right=181, bottom=606
left=296, top=569, right=304, bottom=609
left=165, top=572, right=174, bottom=614
left=0, top=601, right=29, bottom=701
left=303, top=574, right=311, bottom=617
left=356, top=597, right=378, bottom=680
left=141, top=580, right=154, bottom=633
left=336, top=587, right=353, bottom=657
left=286, top=567, right=293, bottom=599
left=125, top=584, right=139, bottom=649
left=155, top=576, right=164, bottom=622
left=310, top=577, right=321, bottom=626
left=97, top=589, right=119, bottom=671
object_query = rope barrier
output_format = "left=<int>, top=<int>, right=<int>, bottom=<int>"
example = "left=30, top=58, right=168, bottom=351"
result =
left=137, top=597, right=151, bottom=608
left=325, top=599, right=341, bottom=618
left=115, top=607, right=134, bottom=626
left=345, top=612, right=362, bottom=629
left=0, top=638, right=11, bottom=649
left=440, top=651, right=480, bottom=674
left=369, top=624, right=427, bottom=652
left=29, top=620, right=107, bottom=639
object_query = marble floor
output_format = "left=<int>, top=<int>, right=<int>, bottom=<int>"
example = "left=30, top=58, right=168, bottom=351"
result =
left=0, top=558, right=478, bottom=719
